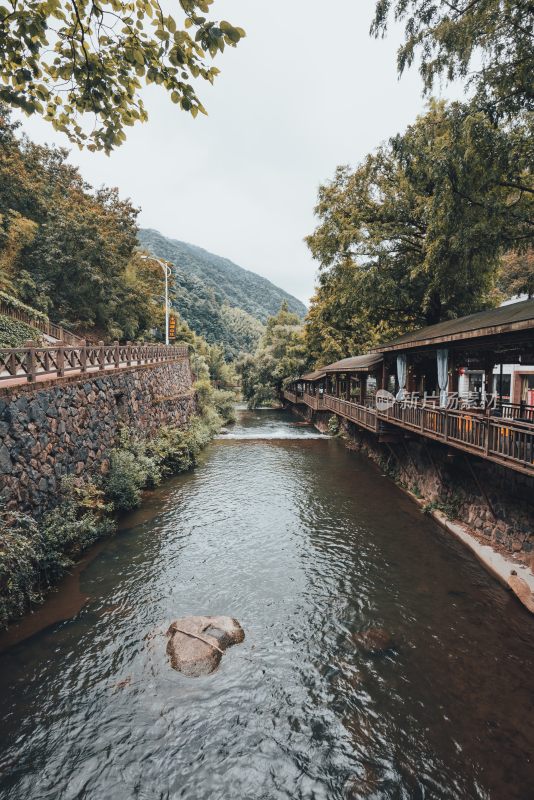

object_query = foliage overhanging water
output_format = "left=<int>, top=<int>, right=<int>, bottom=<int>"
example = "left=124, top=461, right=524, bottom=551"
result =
left=1, top=408, right=534, bottom=799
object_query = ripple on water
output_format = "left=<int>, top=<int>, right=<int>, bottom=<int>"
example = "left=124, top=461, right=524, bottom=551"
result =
left=1, top=408, right=534, bottom=799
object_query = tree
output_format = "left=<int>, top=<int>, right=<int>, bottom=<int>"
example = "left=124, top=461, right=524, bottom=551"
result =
left=0, top=106, right=173, bottom=339
left=371, top=0, right=533, bottom=117
left=306, top=101, right=532, bottom=357
left=0, top=0, right=245, bottom=152
left=304, top=264, right=393, bottom=367
left=239, top=303, right=310, bottom=408
left=499, top=248, right=534, bottom=299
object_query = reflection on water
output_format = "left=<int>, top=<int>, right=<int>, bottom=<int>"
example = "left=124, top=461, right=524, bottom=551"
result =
left=1, top=407, right=534, bottom=799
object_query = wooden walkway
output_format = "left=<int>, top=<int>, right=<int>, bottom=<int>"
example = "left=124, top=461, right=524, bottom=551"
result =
left=283, top=390, right=534, bottom=477
left=0, top=343, right=188, bottom=388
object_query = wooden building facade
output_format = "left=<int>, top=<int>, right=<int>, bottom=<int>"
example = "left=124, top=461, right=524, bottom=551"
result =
left=283, top=299, right=534, bottom=476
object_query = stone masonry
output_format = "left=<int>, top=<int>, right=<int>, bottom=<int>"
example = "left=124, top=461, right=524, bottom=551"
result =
left=0, top=358, right=195, bottom=514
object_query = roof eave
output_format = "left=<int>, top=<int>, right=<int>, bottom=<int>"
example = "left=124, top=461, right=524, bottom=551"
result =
left=375, top=318, right=534, bottom=354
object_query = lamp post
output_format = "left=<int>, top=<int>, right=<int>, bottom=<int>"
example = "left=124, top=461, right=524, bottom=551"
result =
left=141, top=255, right=173, bottom=345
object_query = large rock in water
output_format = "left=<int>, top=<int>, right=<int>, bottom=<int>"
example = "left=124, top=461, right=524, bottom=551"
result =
left=166, top=615, right=244, bottom=677
left=351, top=627, right=395, bottom=655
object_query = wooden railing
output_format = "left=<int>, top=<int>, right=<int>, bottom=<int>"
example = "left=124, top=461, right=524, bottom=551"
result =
left=324, top=394, right=378, bottom=432
left=498, top=402, right=534, bottom=422
left=302, top=392, right=326, bottom=411
left=320, top=394, right=534, bottom=476
left=0, top=342, right=188, bottom=384
left=0, top=300, right=86, bottom=346
left=283, top=390, right=299, bottom=404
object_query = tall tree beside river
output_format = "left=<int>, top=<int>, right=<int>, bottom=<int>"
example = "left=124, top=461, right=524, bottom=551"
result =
left=305, top=100, right=533, bottom=361
left=0, top=106, right=166, bottom=340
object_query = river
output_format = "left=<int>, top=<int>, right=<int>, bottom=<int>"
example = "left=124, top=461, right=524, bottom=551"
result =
left=1, top=407, right=534, bottom=799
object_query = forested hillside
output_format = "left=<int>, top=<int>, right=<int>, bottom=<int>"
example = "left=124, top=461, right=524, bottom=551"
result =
left=171, top=265, right=264, bottom=359
left=138, top=229, right=306, bottom=323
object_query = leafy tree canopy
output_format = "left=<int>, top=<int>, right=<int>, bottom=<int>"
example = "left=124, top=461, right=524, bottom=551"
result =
left=0, top=105, right=168, bottom=339
left=372, top=0, right=533, bottom=117
left=238, top=303, right=310, bottom=408
left=0, top=0, right=245, bottom=152
left=306, top=100, right=532, bottom=359
left=498, top=247, right=534, bottom=299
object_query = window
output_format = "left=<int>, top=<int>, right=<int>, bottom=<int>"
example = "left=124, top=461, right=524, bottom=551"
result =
left=492, top=374, right=511, bottom=402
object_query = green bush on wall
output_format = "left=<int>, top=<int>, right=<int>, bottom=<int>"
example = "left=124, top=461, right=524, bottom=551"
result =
left=0, top=292, right=49, bottom=324
left=0, top=315, right=42, bottom=348
left=0, top=483, right=113, bottom=628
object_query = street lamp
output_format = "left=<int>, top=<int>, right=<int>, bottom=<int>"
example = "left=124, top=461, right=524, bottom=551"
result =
left=141, top=255, right=173, bottom=345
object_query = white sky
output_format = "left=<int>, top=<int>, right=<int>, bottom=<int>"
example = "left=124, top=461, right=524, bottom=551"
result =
left=16, top=0, right=459, bottom=305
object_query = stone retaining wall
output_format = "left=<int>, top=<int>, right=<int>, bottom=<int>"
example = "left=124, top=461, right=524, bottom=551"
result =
left=0, top=359, right=195, bottom=514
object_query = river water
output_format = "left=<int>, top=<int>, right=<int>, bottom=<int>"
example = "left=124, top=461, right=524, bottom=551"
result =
left=1, top=407, right=534, bottom=799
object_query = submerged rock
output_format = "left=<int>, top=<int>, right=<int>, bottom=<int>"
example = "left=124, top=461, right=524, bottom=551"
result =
left=351, top=627, right=395, bottom=655
left=166, top=615, right=244, bottom=677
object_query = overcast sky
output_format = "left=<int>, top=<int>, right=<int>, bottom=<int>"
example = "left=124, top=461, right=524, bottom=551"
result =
left=17, top=1, right=458, bottom=305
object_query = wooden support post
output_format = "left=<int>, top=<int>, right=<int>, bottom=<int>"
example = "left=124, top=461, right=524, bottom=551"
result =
left=98, top=340, right=105, bottom=370
left=57, top=345, right=65, bottom=377
left=80, top=345, right=87, bottom=373
left=25, top=340, right=36, bottom=382
left=114, top=340, right=120, bottom=369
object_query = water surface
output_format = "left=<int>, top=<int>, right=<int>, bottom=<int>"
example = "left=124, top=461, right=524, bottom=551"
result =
left=1, top=408, right=534, bottom=799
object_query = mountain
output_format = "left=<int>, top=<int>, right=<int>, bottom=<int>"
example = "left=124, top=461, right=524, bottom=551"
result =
left=137, top=229, right=306, bottom=358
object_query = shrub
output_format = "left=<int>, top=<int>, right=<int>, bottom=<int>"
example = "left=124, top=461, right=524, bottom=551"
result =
left=211, top=388, right=236, bottom=423
left=0, top=315, right=42, bottom=347
left=194, top=378, right=213, bottom=415
left=0, top=507, right=41, bottom=626
left=146, top=426, right=195, bottom=476
left=327, top=414, right=340, bottom=435
left=106, top=448, right=161, bottom=512
left=0, top=484, right=114, bottom=628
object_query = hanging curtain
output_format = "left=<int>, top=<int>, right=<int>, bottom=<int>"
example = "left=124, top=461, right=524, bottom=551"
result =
left=437, top=348, right=449, bottom=408
left=396, top=354, right=407, bottom=401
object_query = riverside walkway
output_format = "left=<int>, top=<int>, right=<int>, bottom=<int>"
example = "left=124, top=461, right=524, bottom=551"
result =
left=0, top=342, right=188, bottom=389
